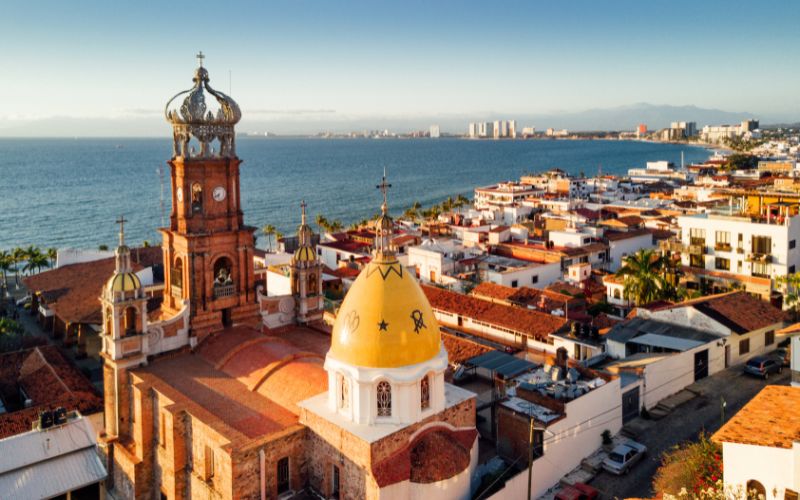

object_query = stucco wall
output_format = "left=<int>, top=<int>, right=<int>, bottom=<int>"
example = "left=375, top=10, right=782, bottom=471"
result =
left=722, top=442, right=797, bottom=497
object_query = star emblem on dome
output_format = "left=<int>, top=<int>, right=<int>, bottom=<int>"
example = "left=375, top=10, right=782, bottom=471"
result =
left=378, top=319, right=389, bottom=332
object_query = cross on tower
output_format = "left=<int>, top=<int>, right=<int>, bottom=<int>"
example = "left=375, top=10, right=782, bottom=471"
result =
left=116, top=215, right=128, bottom=246
left=376, top=168, right=392, bottom=213
left=300, top=199, right=307, bottom=224
left=196, top=51, right=205, bottom=67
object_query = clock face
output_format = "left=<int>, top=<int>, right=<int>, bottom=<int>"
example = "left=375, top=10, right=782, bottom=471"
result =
left=176, top=187, right=183, bottom=202
left=213, top=186, right=226, bottom=202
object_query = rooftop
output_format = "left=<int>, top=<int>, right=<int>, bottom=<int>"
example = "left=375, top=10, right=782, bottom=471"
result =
left=654, top=291, right=786, bottom=334
left=605, top=317, right=720, bottom=351
left=422, top=285, right=567, bottom=342
left=713, top=385, right=800, bottom=449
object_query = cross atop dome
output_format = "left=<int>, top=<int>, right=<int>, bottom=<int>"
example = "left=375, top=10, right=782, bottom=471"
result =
left=300, top=199, right=307, bottom=225
left=376, top=167, right=392, bottom=215
left=196, top=50, right=205, bottom=68
left=116, top=215, right=128, bottom=247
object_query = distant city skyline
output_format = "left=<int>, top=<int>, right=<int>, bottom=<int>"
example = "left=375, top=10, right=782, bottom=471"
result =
left=1, top=0, right=798, bottom=136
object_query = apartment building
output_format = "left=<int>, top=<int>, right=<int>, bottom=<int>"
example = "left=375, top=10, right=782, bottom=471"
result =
left=677, top=209, right=800, bottom=281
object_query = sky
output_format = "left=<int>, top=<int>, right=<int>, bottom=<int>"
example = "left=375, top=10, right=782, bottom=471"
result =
left=1, top=0, right=798, bottom=135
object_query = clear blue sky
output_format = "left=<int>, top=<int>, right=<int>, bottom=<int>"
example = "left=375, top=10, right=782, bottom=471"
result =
left=1, top=0, right=798, bottom=134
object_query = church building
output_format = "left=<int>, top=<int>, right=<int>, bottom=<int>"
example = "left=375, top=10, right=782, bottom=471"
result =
left=99, top=55, right=477, bottom=500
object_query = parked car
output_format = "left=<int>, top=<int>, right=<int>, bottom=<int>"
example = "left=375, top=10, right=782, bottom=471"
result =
left=15, top=294, right=31, bottom=307
left=743, top=356, right=782, bottom=379
left=555, top=482, right=599, bottom=500
left=774, top=347, right=791, bottom=367
left=602, top=440, right=647, bottom=475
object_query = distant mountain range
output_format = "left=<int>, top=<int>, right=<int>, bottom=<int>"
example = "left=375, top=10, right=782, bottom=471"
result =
left=0, top=103, right=788, bottom=137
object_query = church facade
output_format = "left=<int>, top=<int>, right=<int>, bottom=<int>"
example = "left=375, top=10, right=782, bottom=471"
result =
left=98, top=56, right=477, bottom=500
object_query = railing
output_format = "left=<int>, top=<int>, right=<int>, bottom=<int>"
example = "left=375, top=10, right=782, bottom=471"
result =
left=213, top=283, right=236, bottom=299
left=746, top=253, right=773, bottom=263
left=714, top=243, right=732, bottom=252
left=687, top=244, right=707, bottom=255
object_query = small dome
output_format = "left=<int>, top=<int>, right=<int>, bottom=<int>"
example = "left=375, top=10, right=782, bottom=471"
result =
left=107, top=272, right=141, bottom=293
left=293, top=246, right=316, bottom=262
left=329, top=254, right=441, bottom=368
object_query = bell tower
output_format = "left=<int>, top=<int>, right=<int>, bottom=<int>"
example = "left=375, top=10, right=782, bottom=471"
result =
left=100, top=216, right=148, bottom=438
left=159, top=54, right=260, bottom=339
left=290, top=201, right=324, bottom=324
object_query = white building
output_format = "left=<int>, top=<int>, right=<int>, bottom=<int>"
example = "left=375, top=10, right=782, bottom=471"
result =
left=478, top=254, right=562, bottom=289
left=407, top=239, right=479, bottom=287
left=429, top=124, right=440, bottom=138
left=606, top=229, right=656, bottom=272
left=474, top=182, right=538, bottom=210
left=677, top=210, right=800, bottom=280
left=628, top=161, right=691, bottom=183
left=713, top=385, right=800, bottom=499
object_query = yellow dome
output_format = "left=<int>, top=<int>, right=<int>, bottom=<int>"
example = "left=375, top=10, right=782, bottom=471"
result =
left=293, top=246, right=316, bottom=262
left=330, top=256, right=441, bottom=368
left=107, top=272, right=141, bottom=293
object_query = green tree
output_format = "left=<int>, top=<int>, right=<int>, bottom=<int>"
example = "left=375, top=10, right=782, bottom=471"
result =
left=329, top=220, right=343, bottom=233
left=98, top=244, right=109, bottom=251
left=315, top=214, right=329, bottom=234
left=723, top=153, right=758, bottom=171
left=12, top=247, right=26, bottom=285
left=653, top=432, right=722, bottom=497
left=777, top=273, right=800, bottom=320
left=46, top=247, right=57, bottom=268
left=0, top=250, right=12, bottom=288
left=616, top=249, right=673, bottom=305
left=262, top=224, right=276, bottom=252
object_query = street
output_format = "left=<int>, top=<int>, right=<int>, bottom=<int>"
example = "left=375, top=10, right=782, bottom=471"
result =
left=589, top=365, right=790, bottom=498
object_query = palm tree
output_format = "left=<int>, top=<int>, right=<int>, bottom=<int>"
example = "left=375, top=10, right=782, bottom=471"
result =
left=777, top=273, right=800, bottom=320
left=329, top=220, right=344, bottom=233
left=25, top=251, right=49, bottom=274
left=616, top=249, right=673, bottom=306
left=12, top=247, right=26, bottom=285
left=455, top=194, right=470, bottom=210
left=315, top=214, right=329, bottom=235
left=275, top=231, right=284, bottom=246
left=262, top=224, right=276, bottom=252
left=0, top=250, right=11, bottom=288
left=47, top=248, right=57, bottom=268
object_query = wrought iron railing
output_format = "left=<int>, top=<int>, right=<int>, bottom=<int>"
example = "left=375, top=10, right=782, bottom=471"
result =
left=213, top=283, right=236, bottom=299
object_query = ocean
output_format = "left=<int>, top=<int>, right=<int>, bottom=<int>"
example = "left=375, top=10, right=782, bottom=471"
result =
left=0, top=137, right=711, bottom=251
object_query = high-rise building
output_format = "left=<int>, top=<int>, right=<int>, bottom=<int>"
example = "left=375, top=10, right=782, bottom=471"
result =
left=430, top=124, right=440, bottom=138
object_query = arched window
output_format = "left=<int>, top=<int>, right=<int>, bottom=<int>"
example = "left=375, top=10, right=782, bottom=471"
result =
left=377, top=381, right=391, bottom=417
left=213, top=257, right=235, bottom=299
left=338, top=374, right=349, bottom=410
left=746, top=480, right=765, bottom=499
left=308, top=273, right=318, bottom=296
left=613, top=289, right=621, bottom=299
left=191, top=183, right=203, bottom=213
left=124, top=306, right=137, bottom=335
left=420, top=375, right=430, bottom=410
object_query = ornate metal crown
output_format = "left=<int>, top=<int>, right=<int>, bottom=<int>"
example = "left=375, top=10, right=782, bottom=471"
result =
left=164, top=53, right=241, bottom=159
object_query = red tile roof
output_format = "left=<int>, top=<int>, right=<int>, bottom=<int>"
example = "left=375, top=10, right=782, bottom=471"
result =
left=0, top=346, right=103, bottom=439
left=423, top=285, right=567, bottom=341
left=23, top=247, right=162, bottom=324
left=713, top=385, right=800, bottom=449
left=441, top=332, right=493, bottom=365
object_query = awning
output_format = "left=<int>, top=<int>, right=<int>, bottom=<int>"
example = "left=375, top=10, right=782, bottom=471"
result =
left=0, top=447, right=107, bottom=498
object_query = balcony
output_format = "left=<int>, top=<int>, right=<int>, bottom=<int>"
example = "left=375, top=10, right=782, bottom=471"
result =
left=714, top=242, right=732, bottom=252
left=746, top=253, right=773, bottom=263
left=687, top=244, right=707, bottom=255
left=213, top=283, right=236, bottom=299
left=736, top=247, right=745, bottom=254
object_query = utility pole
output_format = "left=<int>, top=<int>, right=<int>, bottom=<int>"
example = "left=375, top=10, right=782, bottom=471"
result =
left=720, top=396, right=727, bottom=426
left=527, top=413, right=534, bottom=500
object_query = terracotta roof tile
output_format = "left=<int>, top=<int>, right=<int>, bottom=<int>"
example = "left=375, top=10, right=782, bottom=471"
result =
left=423, top=285, right=567, bottom=342
left=713, top=385, right=800, bottom=449
left=441, top=332, right=493, bottom=365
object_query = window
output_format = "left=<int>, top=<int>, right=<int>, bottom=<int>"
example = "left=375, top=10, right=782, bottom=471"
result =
left=191, top=183, right=203, bottom=213
left=420, top=375, right=430, bottom=410
left=159, top=412, right=166, bottom=448
left=277, top=457, right=290, bottom=494
left=791, top=240, right=797, bottom=250
left=714, top=257, right=730, bottom=271
left=331, top=464, right=341, bottom=499
left=613, top=289, right=621, bottom=299
left=739, top=338, right=750, bottom=355
left=752, top=261, right=770, bottom=278
left=338, top=374, right=349, bottom=411
left=752, top=235, right=772, bottom=255
left=689, top=228, right=706, bottom=246
left=531, top=275, right=538, bottom=284
left=690, top=254, right=703, bottom=268
left=765, top=330, right=775, bottom=346
left=791, top=265, right=796, bottom=274
left=715, top=231, right=731, bottom=250
left=511, top=280, right=518, bottom=288
left=124, top=307, right=137, bottom=335
left=746, top=480, right=765, bottom=499
left=204, top=445, right=214, bottom=481
left=377, top=381, right=391, bottom=417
